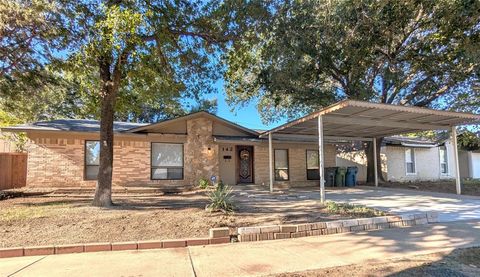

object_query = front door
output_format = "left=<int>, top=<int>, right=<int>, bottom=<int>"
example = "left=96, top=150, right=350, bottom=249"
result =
left=237, top=146, right=254, bottom=183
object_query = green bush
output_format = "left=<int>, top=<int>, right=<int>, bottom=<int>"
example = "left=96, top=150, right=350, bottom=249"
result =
left=206, top=183, right=235, bottom=213
left=198, top=178, right=210, bottom=189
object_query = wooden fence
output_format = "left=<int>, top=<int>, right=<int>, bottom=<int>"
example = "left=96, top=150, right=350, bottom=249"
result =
left=0, top=153, right=27, bottom=190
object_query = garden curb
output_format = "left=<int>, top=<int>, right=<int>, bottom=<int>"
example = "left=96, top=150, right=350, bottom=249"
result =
left=0, top=212, right=438, bottom=259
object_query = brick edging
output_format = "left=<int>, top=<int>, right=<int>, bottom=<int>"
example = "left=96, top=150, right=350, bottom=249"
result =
left=0, top=236, right=230, bottom=259
left=0, top=212, right=439, bottom=259
left=237, top=212, right=439, bottom=242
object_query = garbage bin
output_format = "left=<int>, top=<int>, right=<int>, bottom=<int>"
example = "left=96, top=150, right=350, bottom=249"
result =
left=345, top=166, right=358, bottom=187
left=335, top=167, right=347, bottom=187
left=325, top=167, right=337, bottom=187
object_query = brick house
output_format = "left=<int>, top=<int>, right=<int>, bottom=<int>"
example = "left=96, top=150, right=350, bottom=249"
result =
left=2, top=112, right=335, bottom=189
left=2, top=100, right=479, bottom=194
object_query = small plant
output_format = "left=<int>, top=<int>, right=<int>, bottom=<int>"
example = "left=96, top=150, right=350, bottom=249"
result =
left=206, top=183, right=235, bottom=213
left=198, top=178, right=210, bottom=189
left=325, top=201, right=386, bottom=217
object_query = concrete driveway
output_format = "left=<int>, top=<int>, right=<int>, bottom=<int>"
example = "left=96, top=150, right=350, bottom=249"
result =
left=235, top=185, right=480, bottom=222
left=311, top=186, right=480, bottom=222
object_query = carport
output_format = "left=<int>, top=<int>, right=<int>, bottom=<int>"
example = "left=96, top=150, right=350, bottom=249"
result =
left=260, top=100, right=480, bottom=202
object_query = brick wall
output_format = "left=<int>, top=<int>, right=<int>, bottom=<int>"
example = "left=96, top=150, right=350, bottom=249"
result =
left=25, top=117, right=220, bottom=188
left=254, top=143, right=336, bottom=187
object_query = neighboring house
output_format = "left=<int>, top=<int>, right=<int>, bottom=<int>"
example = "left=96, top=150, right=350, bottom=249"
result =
left=459, top=150, right=480, bottom=179
left=337, top=136, right=457, bottom=183
left=1, top=112, right=336, bottom=189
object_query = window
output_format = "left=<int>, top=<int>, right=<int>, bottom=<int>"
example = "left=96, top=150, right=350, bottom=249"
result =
left=439, top=145, right=448, bottom=174
left=306, top=150, right=319, bottom=180
left=85, top=140, right=100, bottom=180
left=274, top=149, right=289, bottom=181
left=151, top=143, right=184, bottom=180
left=405, top=148, right=416, bottom=174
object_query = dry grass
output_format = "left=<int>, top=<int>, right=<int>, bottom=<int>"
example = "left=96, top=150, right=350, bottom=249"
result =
left=0, top=189, right=386, bottom=248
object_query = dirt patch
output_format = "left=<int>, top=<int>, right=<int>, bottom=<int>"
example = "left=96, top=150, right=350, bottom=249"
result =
left=0, top=188, right=384, bottom=248
left=369, top=180, right=480, bottom=196
left=273, top=247, right=480, bottom=277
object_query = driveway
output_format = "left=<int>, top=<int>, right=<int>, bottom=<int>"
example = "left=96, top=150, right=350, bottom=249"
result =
left=235, top=185, right=480, bottom=222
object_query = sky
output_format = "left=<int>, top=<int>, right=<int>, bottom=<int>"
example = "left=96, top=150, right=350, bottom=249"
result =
left=210, top=80, right=288, bottom=131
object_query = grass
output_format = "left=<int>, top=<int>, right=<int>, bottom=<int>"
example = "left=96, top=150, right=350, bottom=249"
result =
left=325, top=201, right=386, bottom=217
left=0, top=202, right=69, bottom=222
left=463, top=178, right=480, bottom=186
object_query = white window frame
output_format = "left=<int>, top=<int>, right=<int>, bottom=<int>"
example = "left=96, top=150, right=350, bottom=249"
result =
left=405, top=147, right=417, bottom=175
left=439, top=145, right=449, bottom=175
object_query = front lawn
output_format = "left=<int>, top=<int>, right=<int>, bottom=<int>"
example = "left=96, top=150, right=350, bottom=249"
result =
left=0, top=188, right=386, bottom=248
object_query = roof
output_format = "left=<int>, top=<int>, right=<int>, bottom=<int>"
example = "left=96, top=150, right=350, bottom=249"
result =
left=261, top=100, right=480, bottom=139
left=2, top=119, right=148, bottom=133
left=1, top=112, right=258, bottom=136
left=126, top=111, right=259, bottom=136
left=384, top=136, right=439, bottom=148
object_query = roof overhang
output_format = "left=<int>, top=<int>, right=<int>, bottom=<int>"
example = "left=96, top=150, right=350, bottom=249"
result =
left=261, top=100, right=480, bottom=139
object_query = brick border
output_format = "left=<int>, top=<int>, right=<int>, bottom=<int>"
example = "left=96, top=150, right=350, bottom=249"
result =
left=0, top=212, right=438, bottom=259
left=237, top=212, right=439, bottom=242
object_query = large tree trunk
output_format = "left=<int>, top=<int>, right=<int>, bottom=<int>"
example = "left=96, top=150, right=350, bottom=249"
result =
left=92, top=61, right=119, bottom=207
left=366, top=137, right=385, bottom=184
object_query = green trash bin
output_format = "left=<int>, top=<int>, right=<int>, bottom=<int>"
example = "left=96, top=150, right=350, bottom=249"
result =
left=325, top=167, right=337, bottom=187
left=335, top=167, right=347, bottom=187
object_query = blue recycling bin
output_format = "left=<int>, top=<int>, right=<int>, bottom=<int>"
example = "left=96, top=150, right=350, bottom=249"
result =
left=345, top=166, right=358, bottom=187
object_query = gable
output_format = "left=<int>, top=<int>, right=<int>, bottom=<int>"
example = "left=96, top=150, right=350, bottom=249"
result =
left=212, top=121, right=255, bottom=136
left=127, top=111, right=258, bottom=137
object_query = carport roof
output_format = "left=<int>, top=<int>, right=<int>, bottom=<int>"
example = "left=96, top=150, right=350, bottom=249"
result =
left=260, top=100, right=480, bottom=138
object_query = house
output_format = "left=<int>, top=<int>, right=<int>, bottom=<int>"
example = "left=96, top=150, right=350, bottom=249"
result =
left=337, top=136, right=458, bottom=183
left=1, top=113, right=336, bottom=189
left=459, top=150, right=480, bottom=179
left=2, top=100, right=480, bottom=196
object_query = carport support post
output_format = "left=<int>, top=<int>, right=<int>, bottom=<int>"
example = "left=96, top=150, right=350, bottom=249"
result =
left=318, top=115, right=325, bottom=203
left=452, top=126, right=461, bottom=194
left=268, top=132, right=274, bottom=193
left=373, top=137, right=378, bottom=187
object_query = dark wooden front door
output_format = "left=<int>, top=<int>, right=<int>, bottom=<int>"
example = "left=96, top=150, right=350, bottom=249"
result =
left=237, top=146, right=254, bottom=183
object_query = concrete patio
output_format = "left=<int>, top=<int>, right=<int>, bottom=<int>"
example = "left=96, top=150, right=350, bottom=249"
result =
left=233, top=185, right=480, bottom=222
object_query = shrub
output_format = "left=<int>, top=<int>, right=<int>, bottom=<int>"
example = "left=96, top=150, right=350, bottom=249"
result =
left=198, top=178, right=210, bottom=189
left=206, top=183, right=235, bottom=213
left=325, top=201, right=385, bottom=217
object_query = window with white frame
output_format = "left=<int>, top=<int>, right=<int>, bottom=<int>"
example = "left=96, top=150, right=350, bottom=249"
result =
left=151, top=143, right=184, bottom=180
left=274, top=149, right=289, bottom=181
left=306, top=150, right=319, bottom=180
left=439, top=145, right=448, bottom=174
left=405, top=148, right=416, bottom=174
left=85, top=140, right=100, bottom=180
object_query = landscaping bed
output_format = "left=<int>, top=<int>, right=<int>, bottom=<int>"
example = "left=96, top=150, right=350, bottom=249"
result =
left=0, top=188, right=385, bottom=248
left=372, top=180, right=480, bottom=196
left=274, top=247, right=480, bottom=277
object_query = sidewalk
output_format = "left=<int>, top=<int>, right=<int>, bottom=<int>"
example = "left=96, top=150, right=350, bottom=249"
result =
left=2, top=220, right=480, bottom=277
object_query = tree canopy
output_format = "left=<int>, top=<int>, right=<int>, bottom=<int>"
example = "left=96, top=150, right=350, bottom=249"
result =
left=225, top=0, right=480, bottom=122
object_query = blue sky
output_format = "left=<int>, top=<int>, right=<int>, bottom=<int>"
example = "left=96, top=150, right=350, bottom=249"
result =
left=210, top=80, right=288, bottom=131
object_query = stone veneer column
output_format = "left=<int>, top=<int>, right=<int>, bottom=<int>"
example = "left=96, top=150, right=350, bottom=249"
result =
left=185, top=118, right=220, bottom=186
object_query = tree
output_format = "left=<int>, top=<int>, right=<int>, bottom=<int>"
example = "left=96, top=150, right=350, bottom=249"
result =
left=225, top=0, right=480, bottom=182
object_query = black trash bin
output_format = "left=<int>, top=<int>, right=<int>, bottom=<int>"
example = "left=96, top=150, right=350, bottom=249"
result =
left=345, top=166, right=358, bottom=187
left=324, top=167, right=337, bottom=187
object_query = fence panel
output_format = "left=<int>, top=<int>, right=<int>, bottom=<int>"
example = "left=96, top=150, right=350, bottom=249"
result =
left=0, top=153, right=27, bottom=190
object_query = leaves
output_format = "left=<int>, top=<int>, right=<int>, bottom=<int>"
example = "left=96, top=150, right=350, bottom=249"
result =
left=225, top=0, right=480, bottom=123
